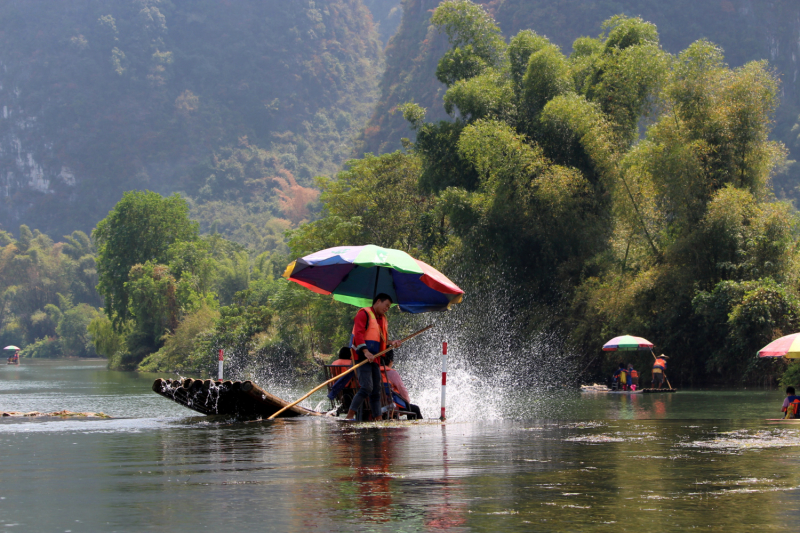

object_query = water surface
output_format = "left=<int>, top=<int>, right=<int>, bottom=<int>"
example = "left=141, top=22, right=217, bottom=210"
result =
left=1, top=360, right=798, bottom=532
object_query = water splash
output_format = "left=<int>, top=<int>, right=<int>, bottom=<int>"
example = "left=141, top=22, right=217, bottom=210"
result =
left=388, top=273, right=577, bottom=421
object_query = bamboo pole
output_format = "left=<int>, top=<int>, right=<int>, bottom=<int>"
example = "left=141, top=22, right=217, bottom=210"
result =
left=267, top=324, right=434, bottom=420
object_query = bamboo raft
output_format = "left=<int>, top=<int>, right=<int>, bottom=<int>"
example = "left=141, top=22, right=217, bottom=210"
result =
left=580, top=384, right=677, bottom=394
left=152, top=378, right=320, bottom=418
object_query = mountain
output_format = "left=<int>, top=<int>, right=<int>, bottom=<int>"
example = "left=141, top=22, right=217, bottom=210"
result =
left=359, top=0, right=800, bottom=197
left=0, top=0, right=385, bottom=237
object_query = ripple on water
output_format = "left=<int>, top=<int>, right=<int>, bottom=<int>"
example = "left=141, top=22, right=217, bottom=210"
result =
left=558, top=421, right=607, bottom=429
left=563, top=434, right=626, bottom=443
left=0, top=416, right=203, bottom=434
left=680, top=428, right=800, bottom=450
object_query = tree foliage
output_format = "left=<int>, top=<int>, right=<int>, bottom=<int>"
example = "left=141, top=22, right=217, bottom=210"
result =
left=94, top=191, right=198, bottom=329
left=392, top=2, right=796, bottom=386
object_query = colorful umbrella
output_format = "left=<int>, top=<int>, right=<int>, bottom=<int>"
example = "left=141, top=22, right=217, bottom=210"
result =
left=758, top=333, right=800, bottom=359
left=602, top=335, right=654, bottom=352
left=283, top=245, right=464, bottom=313
left=3, top=345, right=20, bottom=351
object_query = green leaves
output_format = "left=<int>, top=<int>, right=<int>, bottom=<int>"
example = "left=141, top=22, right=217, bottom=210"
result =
left=94, top=191, right=198, bottom=329
left=693, top=279, right=800, bottom=381
left=431, top=0, right=506, bottom=86
left=289, top=151, right=435, bottom=258
left=521, top=43, right=574, bottom=123
left=443, top=68, right=514, bottom=121
left=0, top=225, right=103, bottom=353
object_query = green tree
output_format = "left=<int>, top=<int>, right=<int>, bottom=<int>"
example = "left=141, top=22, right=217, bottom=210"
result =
left=94, top=191, right=198, bottom=329
left=289, top=151, right=441, bottom=259
left=57, top=304, right=101, bottom=358
left=138, top=305, right=219, bottom=373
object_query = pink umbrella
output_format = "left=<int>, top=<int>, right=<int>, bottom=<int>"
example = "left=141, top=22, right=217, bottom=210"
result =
left=602, top=335, right=654, bottom=352
left=758, top=333, right=800, bottom=359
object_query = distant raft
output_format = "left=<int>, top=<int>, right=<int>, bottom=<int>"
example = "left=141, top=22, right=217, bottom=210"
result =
left=580, top=384, right=677, bottom=394
left=152, top=378, right=321, bottom=418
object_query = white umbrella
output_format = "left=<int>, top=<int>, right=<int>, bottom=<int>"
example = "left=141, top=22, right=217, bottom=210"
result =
left=3, top=345, right=20, bottom=350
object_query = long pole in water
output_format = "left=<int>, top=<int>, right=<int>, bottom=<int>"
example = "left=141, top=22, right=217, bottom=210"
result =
left=441, top=341, right=447, bottom=421
left=268, top=325, right=434, bottom=420
left=218, top=349, right=224, bottom=381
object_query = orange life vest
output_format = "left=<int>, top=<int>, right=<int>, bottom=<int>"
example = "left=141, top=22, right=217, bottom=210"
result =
left=630, top=369, right=639, bottom=378
left=786, top=399, right=800, bottom=419
left=653, top=358, right=666, bottom=372
left=351, top=307, right=388, bottom=361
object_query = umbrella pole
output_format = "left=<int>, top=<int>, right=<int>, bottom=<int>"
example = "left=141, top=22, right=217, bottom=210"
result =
left=267, top=325, right=434, bottom=420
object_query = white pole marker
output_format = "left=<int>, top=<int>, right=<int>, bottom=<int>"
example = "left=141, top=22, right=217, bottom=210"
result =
left=441, top=341, right=447, bottom=421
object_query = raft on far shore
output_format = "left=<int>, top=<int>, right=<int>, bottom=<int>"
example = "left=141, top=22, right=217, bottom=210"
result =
left=152, top=378, right=320, bottom=418
left=581, top=384, right=677, bottom=394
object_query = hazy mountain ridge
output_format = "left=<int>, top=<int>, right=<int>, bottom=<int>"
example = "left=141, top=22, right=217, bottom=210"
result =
left=0, top=0, right=385, bottom=238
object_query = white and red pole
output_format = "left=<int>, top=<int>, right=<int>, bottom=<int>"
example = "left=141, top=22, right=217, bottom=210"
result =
left=218, top=349, right=224, bottom=381
left=440, top=342, right=447, bottom=421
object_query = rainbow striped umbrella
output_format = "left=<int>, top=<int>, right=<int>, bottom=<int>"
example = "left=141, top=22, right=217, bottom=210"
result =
left=283, top=245, right=464, bottom=313
left=758, top=333, right=800, bottom=359
left=602, top=335, right=654, bottom=352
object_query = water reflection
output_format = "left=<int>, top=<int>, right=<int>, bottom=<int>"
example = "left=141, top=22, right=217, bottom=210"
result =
left=3, top=361, right=800, bottom=532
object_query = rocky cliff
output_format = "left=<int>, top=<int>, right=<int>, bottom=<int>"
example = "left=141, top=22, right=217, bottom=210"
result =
left=0, top=0, right=385, bottom=237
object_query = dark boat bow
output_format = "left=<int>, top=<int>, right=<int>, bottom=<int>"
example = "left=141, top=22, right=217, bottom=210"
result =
left=152, top=378, right=320, bottom=418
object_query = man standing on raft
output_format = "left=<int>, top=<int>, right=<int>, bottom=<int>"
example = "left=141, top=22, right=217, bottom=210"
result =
left=346, top=294, right=402, bottom=421
left=652, top=355, right=669, bottom=389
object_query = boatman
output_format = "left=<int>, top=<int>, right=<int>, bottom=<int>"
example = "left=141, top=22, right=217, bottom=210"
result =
left=651, top=355, right=668, bottom=389
left=345, top=293, right=402, bottom=421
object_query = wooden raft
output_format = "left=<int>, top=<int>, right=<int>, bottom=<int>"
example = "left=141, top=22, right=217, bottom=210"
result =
left=152, top=378, right=319, bottom=418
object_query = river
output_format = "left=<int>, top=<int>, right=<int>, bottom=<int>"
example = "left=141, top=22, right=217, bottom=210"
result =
left=1, top=359, right=798, bottom=532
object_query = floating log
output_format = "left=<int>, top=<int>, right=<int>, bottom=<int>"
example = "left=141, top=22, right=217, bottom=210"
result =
left=2, top=410, right=111, bottom=418
left=152, top=378, right=319, bottom=418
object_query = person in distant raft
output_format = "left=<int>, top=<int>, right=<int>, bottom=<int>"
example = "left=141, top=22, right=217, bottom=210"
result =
left=627, top=364, right=638, bottom=391
left=782, top=386, right=800, bottom=419
left=612, top=363, right=626, bottom=390
left=345, top=294, right=403, bottom=421
left=651, top=355, right=669, bottom=389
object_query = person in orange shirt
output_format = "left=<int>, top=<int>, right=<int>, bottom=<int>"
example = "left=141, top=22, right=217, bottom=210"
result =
left=652, top=355, right=668, bottom=389
left=346, top=294, right=402, bottom=421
